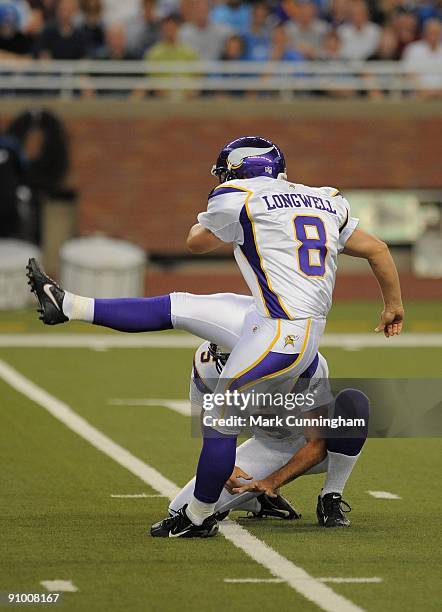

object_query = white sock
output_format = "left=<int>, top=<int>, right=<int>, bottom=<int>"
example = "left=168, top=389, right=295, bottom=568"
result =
left=62, top=291, right=95, bottom=322
left=321, top=451, right=360, bottom=497
left=186, top=495, right=216, bottom=526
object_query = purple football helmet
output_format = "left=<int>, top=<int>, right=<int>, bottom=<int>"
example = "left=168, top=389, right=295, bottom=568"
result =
left=211, top=136, right=286, bottom=183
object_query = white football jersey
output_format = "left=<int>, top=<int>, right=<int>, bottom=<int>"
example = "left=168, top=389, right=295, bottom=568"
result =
left=190, top=341, right=332, bottom=442
left=198, top=176, right=358, bottom=319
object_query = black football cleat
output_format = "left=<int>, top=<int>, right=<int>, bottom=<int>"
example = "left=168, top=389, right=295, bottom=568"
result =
left=26, top=258, right=68, bottom=325
left=214, top=509, right=230, bottom=522
left=252, top=493, right=301, bottom=520
left=150, top=505, right=219, bottom=538
left=317, top=493, right=351, bottom=528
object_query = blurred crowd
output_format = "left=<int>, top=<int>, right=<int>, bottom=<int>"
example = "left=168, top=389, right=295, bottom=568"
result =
left=0, top=0, right=441, bottom=96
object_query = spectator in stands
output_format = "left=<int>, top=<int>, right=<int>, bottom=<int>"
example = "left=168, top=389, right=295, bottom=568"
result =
left=391, top=8, right=419, bottom=57
left=0, top=0, right=30, bottom=31
left=320, top=28, right=342, bottom=59
left=271, top=23, right=304, bottom=61
left=0, top=2, right=32, bottom=57
left=97, top=22, right=134, bottom=59
left=34, top=0, right=88, bottom=59
left=155, top=0, right=180, bottom=19
left=365, top=27, right=400, bottom=99
left=338, top=0, right=381, bottom=60
left=403, top=18, right=442, bottom=98
left=367, top=25, right=400, bottom=60
left=324, top=0, right=351, bottom=28
left=146, top=14, right=199, bottom=61
left=179, top=0, right=232, bottom=61
left=220, top=33, right=246, bottom=60
left=415, top=1, right=442, bottom=25
left=25, top=5, right=44, bottom=36
left=283, top=0, right=329, bottom=59
left=263, top=23, right=305, bottom=99
left=80, top=0, right=105, bottom=57
left=218, top=33, right=247, bottom=96
left=210, top=0, right=252, bottom=35
left=88, top=23, right=137, bottom=97
left=140, top=14, right=199, bottom=99
left=243, top=1, right=275, bottom=61
left=374, top=0, right=399, bottom=25
left=320, top=29, right=356, bottom=96
left=126, top=0, right=159, bottom=58
left=27, top=1, right=59, bottom=22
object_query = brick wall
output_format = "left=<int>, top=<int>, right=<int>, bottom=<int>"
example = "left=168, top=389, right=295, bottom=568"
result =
left=2, top=99, right=441, bottom=257
left=72, top=115, right=441, bottom=255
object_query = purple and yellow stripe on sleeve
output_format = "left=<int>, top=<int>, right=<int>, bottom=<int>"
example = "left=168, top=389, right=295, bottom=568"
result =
left=208, top=186, right=247, bottom=200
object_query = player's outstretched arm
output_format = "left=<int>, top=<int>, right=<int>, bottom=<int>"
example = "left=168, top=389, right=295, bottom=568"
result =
left=232, top=438, right=327, bottom=496
left=342, top=229, right=404, bottom=338
left=186, top=223, right=224, bottom=254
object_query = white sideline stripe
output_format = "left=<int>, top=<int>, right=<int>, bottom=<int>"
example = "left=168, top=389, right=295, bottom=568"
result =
left=111, top=493, right=166, bottom=498
left=109, top=399, right=191, bottom=417
left=224, top=578, right=285, bottom=584
left=318, top=578, right=383, bottom=584
left=368, top=491, right=402, bottom=500
left=0, top=334, right=200, bottom=348
left=41, top=580, right=78, bottom=592
left=0, top=359, right=363, bottom=612
left=224, top=577, right=383, bottom=585
left=0, top=333, right=440, bottom=348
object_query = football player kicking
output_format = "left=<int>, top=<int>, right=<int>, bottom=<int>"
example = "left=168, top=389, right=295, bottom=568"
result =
left=27, top=136, right=403, bottom=538
left=156, top=340, right=369, bottom=534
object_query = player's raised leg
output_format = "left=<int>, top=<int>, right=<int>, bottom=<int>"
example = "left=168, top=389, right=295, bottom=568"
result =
left=26, top=258, right=253, bottom=349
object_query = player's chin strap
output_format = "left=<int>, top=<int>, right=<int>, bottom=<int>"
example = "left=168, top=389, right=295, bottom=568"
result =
left=211, top=165, right=288, bottom=184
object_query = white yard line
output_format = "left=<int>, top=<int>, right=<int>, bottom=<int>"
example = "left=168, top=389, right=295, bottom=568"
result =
left=0, top=334, right=199, bottom=349
left=367, top=491, right=402, bottom=500
left=224, top=578, right=285, bottom=584
left=108, top=399, right=191, bottom=417
left=0, top=358, right=364, bottom=612
left=318, top=578, right=383, bottom=584
left=40, top=580, right=78, bottom=592
left=0, top=333, right=440, bottom=349
left=225, top=577, right=383, bottom=585
left=110, top=493, right=166, bottom=498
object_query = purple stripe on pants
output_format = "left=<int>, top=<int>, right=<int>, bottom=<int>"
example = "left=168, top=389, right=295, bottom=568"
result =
left=229, top=351, right=300, bottom=391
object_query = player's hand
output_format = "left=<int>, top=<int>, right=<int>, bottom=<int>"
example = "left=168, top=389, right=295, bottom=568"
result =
left=232, top=477, right=277, bottom=498
left=375, top=305, right=404, bottom=338
left=224, top=466, right=252, bottom=494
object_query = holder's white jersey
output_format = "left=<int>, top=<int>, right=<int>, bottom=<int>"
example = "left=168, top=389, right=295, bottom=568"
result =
left=198, top=176, right=358, bottom=319
left=190, top=341, right=332, bottom=442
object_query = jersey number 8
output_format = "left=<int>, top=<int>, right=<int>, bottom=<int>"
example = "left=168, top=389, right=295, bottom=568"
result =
left=293, top=215, right=328, bottom=277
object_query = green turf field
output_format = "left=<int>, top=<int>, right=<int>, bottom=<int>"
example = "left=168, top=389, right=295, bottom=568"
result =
left=0, top=303, right=441, bottom=612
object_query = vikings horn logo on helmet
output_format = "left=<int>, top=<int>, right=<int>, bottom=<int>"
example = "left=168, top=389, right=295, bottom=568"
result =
left=227, top=146, right=275, bottom=170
